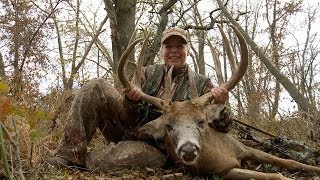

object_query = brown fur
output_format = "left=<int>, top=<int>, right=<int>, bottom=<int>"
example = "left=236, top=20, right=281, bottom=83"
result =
left=140, top=101, right=320, bottom=180
left=118, top=27, right=320, bottom=179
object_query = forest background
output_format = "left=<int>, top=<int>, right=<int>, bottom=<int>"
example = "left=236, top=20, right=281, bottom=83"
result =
left=0, top=0, right=319, bottom=179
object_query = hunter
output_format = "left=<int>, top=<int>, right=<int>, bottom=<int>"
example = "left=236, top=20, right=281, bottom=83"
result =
left=46, top=27, right=231, bottom=169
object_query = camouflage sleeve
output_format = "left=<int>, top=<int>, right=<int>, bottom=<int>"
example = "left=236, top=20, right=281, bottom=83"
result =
left=203, top=80, right=215, bottom=93
left=209, top=106, right=233, bottom=133
left=205, top=80, right=233, bottom=133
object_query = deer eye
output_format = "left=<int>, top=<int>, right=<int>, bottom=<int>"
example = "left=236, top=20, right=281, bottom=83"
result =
left=165, top=123, right=173, bottom=132
left=197, top=120, right=205, bottom=128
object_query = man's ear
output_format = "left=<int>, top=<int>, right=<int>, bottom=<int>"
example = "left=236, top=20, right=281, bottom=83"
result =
left=204, top=104, right=226, bottom=124
left=139, top=117, right=165, bottom=139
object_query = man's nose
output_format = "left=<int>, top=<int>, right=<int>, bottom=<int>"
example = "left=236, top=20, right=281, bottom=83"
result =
left=170, top=47, right=178, bottom=52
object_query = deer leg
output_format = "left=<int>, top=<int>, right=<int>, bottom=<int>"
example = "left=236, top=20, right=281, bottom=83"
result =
left=56, top=78, right=128, bottom=166
left=246, top=146, right=320, bottom=174
left=222, top=168, right=292, bottom=180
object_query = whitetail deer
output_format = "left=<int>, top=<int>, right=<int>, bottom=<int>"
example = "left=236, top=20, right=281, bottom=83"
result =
left=118, top=26, right=320, bottom=179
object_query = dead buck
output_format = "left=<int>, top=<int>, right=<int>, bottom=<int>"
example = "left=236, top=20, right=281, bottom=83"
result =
left=118, top=26, right=320, bottom=179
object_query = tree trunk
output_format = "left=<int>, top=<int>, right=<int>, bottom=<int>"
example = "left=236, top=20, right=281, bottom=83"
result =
left=268, top=1, right=280, bottom=119
left=12, top=3, right=23, bottom=96
left=197, top=30, right=205, bottom=75
left=144, top=0, right=178, bottom=66
left=105, top=0, right=136, bottom=88
left=0, top=53, right=6, bottom=81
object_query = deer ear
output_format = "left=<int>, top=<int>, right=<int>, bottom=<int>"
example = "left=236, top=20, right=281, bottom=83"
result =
left=205, top=104, right=226, bottom=124
left=139, top=117, right=165, bottom=139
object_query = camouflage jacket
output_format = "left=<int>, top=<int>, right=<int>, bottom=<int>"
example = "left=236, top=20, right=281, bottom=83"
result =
left=124, top=64, right=231, bottom=134
left=141, top=64, right=212, bottom=100
left=124, top=64, right=212, bottom=139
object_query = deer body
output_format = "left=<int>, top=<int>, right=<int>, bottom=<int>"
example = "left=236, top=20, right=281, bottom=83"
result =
left=118, top=26, right=320, bottom=179
left=196, top=129, right=245, bottom=174
left=142, top=101, right=320, bottom=179
left=190, top=126, right=320, bottom=179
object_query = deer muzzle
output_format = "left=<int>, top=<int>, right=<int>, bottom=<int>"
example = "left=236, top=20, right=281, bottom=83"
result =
left=178, top=142, right=200, bottom=165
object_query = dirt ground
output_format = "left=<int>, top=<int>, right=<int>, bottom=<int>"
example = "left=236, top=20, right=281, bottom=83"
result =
left=26, top=163, right=320, bottom=180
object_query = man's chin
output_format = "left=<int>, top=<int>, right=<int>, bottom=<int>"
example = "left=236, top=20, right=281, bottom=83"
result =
left=168, top=62, right=185, bottom=67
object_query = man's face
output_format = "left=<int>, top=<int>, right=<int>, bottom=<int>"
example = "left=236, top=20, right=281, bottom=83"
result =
left=161, top=35, right=189, bottom=72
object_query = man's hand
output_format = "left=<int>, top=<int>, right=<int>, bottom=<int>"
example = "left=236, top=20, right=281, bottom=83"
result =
left=210, top=87, right=229, bottom=104
left=122, top=85, right=143, bottom=102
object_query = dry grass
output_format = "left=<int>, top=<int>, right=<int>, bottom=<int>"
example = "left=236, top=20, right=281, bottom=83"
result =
left=1, top=91, right=320, bottom=179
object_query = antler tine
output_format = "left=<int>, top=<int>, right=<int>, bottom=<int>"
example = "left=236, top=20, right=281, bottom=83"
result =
left=134, top=31, right=151, bottom=88
left=129, top=29, right=138, bottom=44
left=194, top=25, right=248, bottom=107
left=125, top=29, right=139, bottom=68
left=117, top=31, right=165, bottom=110
left=162, top=66, right=174, bottom=108
left=207, top=39, right=224, bottom=85
left=217, top=25, right=237, bottom=75
left=118, top=38, right=143, bottom=89
left=187, top=65, right=199, bottom=101
left=222, top=24, right=248, bottom=90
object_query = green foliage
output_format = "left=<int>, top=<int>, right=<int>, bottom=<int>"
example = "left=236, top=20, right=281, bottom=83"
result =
left=29, top=129, right=43, bottom=142
left=0, top=81, right=9, bottom=94
left=11, top=106, right=27, bottom=117
left=28, top=109, right=51, bottom=128
left=27, top=109, right=53, bottom=142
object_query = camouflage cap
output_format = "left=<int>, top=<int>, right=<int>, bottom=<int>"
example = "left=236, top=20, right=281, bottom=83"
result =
left=161, top=27, right=188, bottom=44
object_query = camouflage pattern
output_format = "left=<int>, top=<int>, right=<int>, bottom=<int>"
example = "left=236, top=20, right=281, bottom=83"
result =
left=56, top=78, right=141, bottom=166
left=232, top=121, right=320, bottom=166
left=55, top=64, right=231, bottom=167
left=85, top=140, right=166, bottom=172
left=142, top=64, right=211, bottom=101
left=270, top=137, right=320, bottom=165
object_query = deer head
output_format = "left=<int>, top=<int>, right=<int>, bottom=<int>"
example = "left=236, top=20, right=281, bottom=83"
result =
left=117, top=25, right=248, bottom=165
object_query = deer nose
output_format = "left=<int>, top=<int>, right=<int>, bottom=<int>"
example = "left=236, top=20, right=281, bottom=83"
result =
left=178, top=143, right=198, bottom=162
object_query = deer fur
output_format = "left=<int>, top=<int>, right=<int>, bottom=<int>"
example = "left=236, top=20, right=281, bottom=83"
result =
left=117, top=26, right=320, bottom=179
left=140, top=100, right=320, bottom=179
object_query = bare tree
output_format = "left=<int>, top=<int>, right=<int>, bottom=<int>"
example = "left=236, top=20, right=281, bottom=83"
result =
left=265, top=0, right=303, bottom=119
left=217, top=0, right=320, bottom=138
left=144, top=0, right=178, bottom=66
left=289, top=3, right=320, bottom=108
left=104, top=0, right=136, bottom=88
left=0, top=0, right=60, bottom=95
left=190, top=0, right=206, bottom=75
left=217, top=0, right=317, bottom=112
left=0, top=53, right=6, bottom=80
left=51, top=0, right=108, bottom=90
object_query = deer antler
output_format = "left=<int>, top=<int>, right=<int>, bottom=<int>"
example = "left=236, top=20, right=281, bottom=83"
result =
left=188, top=65, right=200, bottom=102
left=135, top=31, right=151, bottom=88
left=117, top=30, right=165, bottom=109
left=217, top=25, right=238, bottom=75
left=207, top=40, right=224, bottom=85
left=194, top=24, right=248, bottom=107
